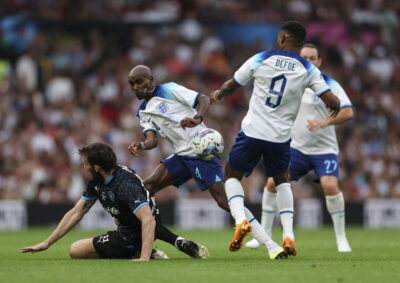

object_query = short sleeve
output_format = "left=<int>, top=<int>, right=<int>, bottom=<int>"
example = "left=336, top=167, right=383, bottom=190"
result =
left=233, top=51, right=269, bottom=86
left=119, top=179, right=150, bottom=214
left=307, top=67, right=331, bottom=97
left=233, top=55, right=258, bottom=86
left=329, top=79, right=352, bottom=108
left=138, top=113, right=157, bottom=135
left=81, top=181, right=98, bottom=201
left=167, top=83, right=200, bottom=108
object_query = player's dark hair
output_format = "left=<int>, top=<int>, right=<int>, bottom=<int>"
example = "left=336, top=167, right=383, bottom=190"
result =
left=301, top=43, right=321, bottom=58
left=79, top=142, right=117, bottom=172
left=281, top=21, right=306, bottom=46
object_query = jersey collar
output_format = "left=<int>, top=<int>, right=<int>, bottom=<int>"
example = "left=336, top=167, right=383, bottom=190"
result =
left=104, top=175, right=113, bottom=185
left=136, top=85, right=161, bottom=118
left=104, top=167, right=119, bottom=185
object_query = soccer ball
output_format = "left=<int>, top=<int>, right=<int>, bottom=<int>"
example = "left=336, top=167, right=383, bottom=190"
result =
left=191, top=128, right=224, bottom=161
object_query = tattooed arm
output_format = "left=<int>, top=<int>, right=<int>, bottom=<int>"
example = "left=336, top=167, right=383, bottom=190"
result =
left=210, top=79, right=241, bottom=103
left=21, top=198, right=97, bottom=253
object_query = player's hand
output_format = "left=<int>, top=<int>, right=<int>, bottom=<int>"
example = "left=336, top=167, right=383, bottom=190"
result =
left=327, top=106, right=340, bottom=118
left=307, top=119, right=329, bottom=132
left=128, top=141, right=144, bottom=157
left=131, top=257, right=150, bottom=262
left=210, top=90, right=224, bottom=105
left=21, top=241, right=50, bottom=253
left=180, top=117, right=201, bottom=129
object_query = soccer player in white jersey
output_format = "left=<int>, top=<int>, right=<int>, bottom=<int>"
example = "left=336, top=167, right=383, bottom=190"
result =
left=210, top=21, right=341, bottom=258
left=245, top=43, right=353, bottom=252
left=128, top=66, right=286, bottom=259
left=127, top=65, right=230, bottom=213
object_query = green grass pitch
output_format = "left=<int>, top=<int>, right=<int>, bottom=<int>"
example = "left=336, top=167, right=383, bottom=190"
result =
left=1, top=227, right=399, bottom=283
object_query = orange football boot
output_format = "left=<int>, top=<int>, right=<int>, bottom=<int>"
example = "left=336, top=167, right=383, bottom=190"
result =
left=282, top=237, right=297, bottom=256
left=229, top=219, right=252, bottom=252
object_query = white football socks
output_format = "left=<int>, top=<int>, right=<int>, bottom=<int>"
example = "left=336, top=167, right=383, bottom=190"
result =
left=225, top=178, right=246, bottom=225
left=276, top=182, right=294, bottom=240
left=326, top=192, right=346, bottom=237
left=261, top=188, right=277, bottom=238
left=244, top=207, right=280, bottom=254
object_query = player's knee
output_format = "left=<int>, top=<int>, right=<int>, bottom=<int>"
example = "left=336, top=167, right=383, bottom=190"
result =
left=273, top=173, right=290, bottom=186
left=323, top=184, right=340, bottom=196
left=321, top=178, right=340, bottom=196
left=266, top=178, right=277, bottom=193
left=69, top=242, right=81, bottom=259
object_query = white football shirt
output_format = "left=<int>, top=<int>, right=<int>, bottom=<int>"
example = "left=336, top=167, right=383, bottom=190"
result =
left=137, top=82, right=206, bottom=156
left=290, top=74, right=352, bottom=155
left=234, top=49, right=330, bottom=143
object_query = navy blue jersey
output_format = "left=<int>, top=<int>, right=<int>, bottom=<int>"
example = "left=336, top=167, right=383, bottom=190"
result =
left=82, top=165, right=152, bottom=244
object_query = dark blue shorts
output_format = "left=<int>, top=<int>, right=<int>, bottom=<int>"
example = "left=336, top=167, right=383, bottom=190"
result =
left=227, top=131, right=291, bottom=177
left=289, top=147, right=339, bottom=180
left=161, top=154, right=224, bottom=191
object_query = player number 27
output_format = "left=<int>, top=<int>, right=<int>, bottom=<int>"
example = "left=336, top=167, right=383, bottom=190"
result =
left=266, top=75, right=287, bottom=108
left=324, top=160, right=337, bottom=174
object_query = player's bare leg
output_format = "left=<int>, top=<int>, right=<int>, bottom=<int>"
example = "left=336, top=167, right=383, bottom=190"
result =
left=70, top=238, right=100, bottom=259
left=208, top=181, right=230, bottom=212
left=321, top=176, right=351, bottom=252
left=143, top=163, right=175, bottom=196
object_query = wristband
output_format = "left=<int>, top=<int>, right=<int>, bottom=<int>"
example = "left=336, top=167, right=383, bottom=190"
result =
left=193, top=114, right=203, bottom=122
left=141, top=141, right=146, bottom=149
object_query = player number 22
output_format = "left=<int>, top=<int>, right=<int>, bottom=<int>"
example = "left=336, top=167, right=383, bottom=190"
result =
left=266, top=75, right=287, bottom=108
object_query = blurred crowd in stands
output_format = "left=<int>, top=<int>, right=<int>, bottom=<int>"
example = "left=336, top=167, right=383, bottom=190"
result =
left=1, top=0, right=399, bottom=203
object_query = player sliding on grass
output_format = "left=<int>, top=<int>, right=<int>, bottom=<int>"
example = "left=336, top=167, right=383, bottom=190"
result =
left=22, top=142, right=208, bottom=260
left=245, top=43, right=353, bottom=252
left=210, top=21, right=341, bottom=258
left=127, top=65, right=229, bottom=213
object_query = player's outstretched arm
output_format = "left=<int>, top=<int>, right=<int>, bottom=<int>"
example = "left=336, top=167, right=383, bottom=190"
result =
left=128, top=130, right=158, bottom=157
left=132, top=205, right=156, bottom=261
left=319, top=90, right=341, bottom=117
left=210, top=78, right=241, bottom=104
left=307, top=106, right=354, bottom=132
left=21, top=198, right=96, bottom=253
left=181, top=94, right=209, bottom=129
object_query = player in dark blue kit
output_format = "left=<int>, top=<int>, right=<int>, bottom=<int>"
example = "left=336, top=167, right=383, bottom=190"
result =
left=22, top=142, right=209, bottom=260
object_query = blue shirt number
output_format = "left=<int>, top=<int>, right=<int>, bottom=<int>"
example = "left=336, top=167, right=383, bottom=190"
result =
left=266, top=75, right=287, bottom=109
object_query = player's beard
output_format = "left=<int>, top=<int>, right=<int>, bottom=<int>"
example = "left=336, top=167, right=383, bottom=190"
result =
left=89, top=167, right=104, bottom=183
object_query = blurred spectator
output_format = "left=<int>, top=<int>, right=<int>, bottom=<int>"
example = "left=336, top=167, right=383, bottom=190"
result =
left=0, top=0, right=399, bottom=204
left=15, top=46, right=38, bottom=92
left=45, top=70, right=75, bottom=104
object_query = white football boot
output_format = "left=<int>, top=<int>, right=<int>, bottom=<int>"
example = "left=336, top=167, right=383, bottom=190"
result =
left=337, top=235, right=352, bottom=252
left=245, top=238, right=262, bottom=249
